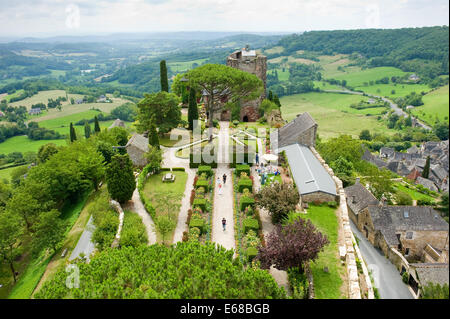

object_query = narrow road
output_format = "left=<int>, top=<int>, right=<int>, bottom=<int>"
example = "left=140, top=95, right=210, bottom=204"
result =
left=69, top=215, right=96, bottom=262
left=350, top=221, right=413, bottom=299
left=323, top=89, right=431, bottom=130
left=125, top=187, right=157, bottom=245
left=211, top=122, right=235, bottom=252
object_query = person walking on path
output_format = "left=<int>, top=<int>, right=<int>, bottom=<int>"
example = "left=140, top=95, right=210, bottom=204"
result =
left=222, top=173, right=227, bottom=185
left=255, top=153, right=259, bottom=165
left=222, top=218, right=227, bottom=231
left=218, top=182, right=223, bottom=195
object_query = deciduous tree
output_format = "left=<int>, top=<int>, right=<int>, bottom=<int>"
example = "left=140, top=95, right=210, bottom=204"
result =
left=255, top=183, right=300, bottom=224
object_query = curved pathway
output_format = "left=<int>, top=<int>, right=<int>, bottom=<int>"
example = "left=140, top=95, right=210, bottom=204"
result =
left=211, top=122, right=236, bottom=252
left=125, top=187, right=157, bottom=245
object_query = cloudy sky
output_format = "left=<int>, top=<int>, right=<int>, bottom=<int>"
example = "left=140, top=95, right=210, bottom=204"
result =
left=0, top=0, right=448, bottom=37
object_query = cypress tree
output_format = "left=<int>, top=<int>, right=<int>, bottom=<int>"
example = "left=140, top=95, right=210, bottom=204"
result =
left=268, top=90, right=273, bottom=101
left=188, top=88, right=198, bottom=131
left=149, top=119, right=160, bottom=149
left=422, top=156, right=431, bottom=178
left=273, top=94, right=281, bottom=108
left=106, top=154, right=136, bottom=203
left=160, top=60, right=169, bottom=92
left=94, top=116, right=101, bottom=133
left=69, top=122, right=77, bottom=142
left=84, top=122, right=91, bottom=139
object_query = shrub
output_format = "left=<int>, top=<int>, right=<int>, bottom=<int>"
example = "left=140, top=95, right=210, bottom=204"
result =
left=188, top=227, right=201, bottom=241
left=402, top=271, right=409, bottom=284
left=172, top=167, right=185, bottom=171
left=190, top=189, right=196, bottom=205
left=238, top=178, right=253, bottom=193
left=189, top=218, right=205, bottom=234
left=245, top=206, right=254, bottom=217
left=195, top=180, right=209, bottom=192
left=236, top=164, right=251, bottom=176
left=326, top=201, right=338, bottom=208
left=160, top=168, right=171, bottom=171
left=240, top=196, right=255, bottom=211
left=246, top=247, right=258, bottom=262
left=198, top=165, right=213, bottom=177
left=193, top=198, right=207, bottom=212
left=243, top=218, right=259, bottom=234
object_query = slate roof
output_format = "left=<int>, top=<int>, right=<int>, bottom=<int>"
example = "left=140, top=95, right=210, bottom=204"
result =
left=380, top=147, right=395, bottom=158
left=431, top=164, right=448, bottom=181
left=271, top=112, right=317, bottom=149
left=416, top=176, right=439, bottom=192
left=368, top=206, right=448, bottom=246
left=279, top=143, right=337, bottom=196
left=126, top=134, right=149, bottom=153
left=412, top=263, right=449, bottom=286
left=407, top=145, right=420, bottom=154
left=344, top=182, right=379, bottom=214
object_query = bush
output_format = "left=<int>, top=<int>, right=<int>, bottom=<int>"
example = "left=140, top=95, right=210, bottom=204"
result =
left=246, top=247, right=258, bottom=262
left=326, top=201, right=338, bottom=208
left=238, top=178, right=253, bottom=193
left=236, top=164, right=251, bottom=176
left=417, top=198, right=435, bottom=206
left=243, top=218, right=259, bottom=234
left=193, top=198, right=207, bottom=212
left=240, top=196, right=255, bottom=211
left=195, top=180, right=210, bottom=192
left=198, top=165, right=213, bottom=177
left=172, top=167, right=185, bottom=171
left=189, top=218, right=205, bottom=234
left=188, top=227, right=201, bottom=241
left=160, top=168, right=171, bottom=172
left=402, top=271, right=409, bottom=284
left=245, top=206, right=254, bottom=217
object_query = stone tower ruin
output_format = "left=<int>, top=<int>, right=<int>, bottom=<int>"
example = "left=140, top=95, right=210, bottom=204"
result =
left=226, top=46, right=267, bottom=122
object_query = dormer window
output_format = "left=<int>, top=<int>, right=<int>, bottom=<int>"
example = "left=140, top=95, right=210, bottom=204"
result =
left=403, top=211, right=409, bottom=218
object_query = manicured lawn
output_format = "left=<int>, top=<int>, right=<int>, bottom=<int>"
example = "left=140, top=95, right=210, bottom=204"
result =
left=300, top=204, right=345, bottom=299
left=160, top=129, right=192, bottom=148
left=280, top=92, right=395, bottom=139
left=142, top=171, right=188, bottom=243
left=411, top=85, right=449, bottom=125
left=0, top=135, right=67, bottom=154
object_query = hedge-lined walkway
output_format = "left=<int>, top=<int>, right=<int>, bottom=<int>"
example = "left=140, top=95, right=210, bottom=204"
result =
left=211, top=122, right=235, bottom=252
left=125, top=187, right=157, bottom=245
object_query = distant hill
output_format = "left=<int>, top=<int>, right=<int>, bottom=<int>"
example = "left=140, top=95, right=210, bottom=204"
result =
left=275, top=26, right=449, bottom=79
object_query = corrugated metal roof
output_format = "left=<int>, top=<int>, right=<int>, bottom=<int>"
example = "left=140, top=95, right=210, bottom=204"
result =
left=279, top=143, right=337, bottom=196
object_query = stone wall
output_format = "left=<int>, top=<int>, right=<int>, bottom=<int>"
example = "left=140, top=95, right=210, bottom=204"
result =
left=310, top=146, right=364, bottom=299
left=302, top=191, right=337, bottom=204
left=397, top=230, right=449, bottom=258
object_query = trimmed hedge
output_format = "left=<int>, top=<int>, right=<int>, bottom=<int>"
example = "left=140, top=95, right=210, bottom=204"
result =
left=172, top=167, right=186, bottom=172
left=236, top=164, right=251, bottom=176
left=198, top=165, right=213, bottom=177
left=246, top=247, right=258, bottom=262
left=195, top=180, right=210, bottom=192
left=238, top=178, right=253, bottom=193
left=193, top=198, right=207, bottom=212
left=160, top=168, right=171, bottom=171
left=189, top=151, right=218, bottom=168
left=243, top=218, right=259, bottom=234
left=230, top=153, right=254, bottom=168
left=189, top=218, right=205, bottom=234
left=240, top=196, right=255, bottom=211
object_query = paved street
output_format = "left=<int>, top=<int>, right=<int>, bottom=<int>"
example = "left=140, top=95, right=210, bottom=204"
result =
left=69, top=215, right=96, bottom=262
left=350, top=221, right=413, bottom=299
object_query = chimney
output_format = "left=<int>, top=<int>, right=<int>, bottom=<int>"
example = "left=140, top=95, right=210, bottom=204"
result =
left=355, top=177, right=360, bottom=184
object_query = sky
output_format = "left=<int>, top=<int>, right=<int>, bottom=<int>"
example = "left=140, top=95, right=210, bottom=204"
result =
left=0, top=0, right=448, bottom=37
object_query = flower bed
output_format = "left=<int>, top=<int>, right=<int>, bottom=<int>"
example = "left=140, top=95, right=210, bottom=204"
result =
left=233, top=169, right=264, bottom=264
left=183, top=166, right=214, bottom=244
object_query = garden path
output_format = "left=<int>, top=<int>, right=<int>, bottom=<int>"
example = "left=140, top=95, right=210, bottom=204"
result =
left=125, top=187, right=157, bottom=245
left=211, top=122, right=236, bottom=253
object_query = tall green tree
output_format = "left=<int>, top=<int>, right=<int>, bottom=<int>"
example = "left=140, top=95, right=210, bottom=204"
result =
left=37, top=143, right=60, bottom=164
left=422, top=156, right=431, bottom=178
left=136, top=92, right=181, bottom=134
left=268, top=90, right=273, bottom=101
left=160, top=60, right=169, bottom=92
left=69, top=122, right=77, bottom=142
left=94, top=116, right=101, bottom=133
left=0, top=211, right=23, bottom=282
left=148, top=119, right=160, bottom=149
left=32, top=209, right=66, bottom=254
left=106, top=154, right=135, bottom=203
left=186, top=64, right=263, bottom=140
left=187, top=88, right=198, bottom=131
left=273, top=94, right=281, bottom=108
left=84, top=122, right=91, bottom=139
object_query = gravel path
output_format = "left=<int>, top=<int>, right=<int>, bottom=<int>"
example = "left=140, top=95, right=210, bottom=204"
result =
left=211, top=122, right=236, bottom=252
left=173, top=168, right=196, bottom=243
left=125, top=187, right=157, bottom=245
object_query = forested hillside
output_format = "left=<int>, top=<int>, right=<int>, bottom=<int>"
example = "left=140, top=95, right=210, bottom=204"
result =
left=276, top=26, right=449, bottom=79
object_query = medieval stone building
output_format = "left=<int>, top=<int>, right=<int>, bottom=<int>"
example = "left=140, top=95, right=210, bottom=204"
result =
left=126, top=133, right=149, bottom=168
left=224, top=46, right=267, bottom=122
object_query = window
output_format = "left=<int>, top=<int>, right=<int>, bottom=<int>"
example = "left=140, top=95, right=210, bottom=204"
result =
left=406, top=232, right=413, bottom=239
left=405, top=248, right=410, bottom=256
left=403, top=211, right=409, bottom=218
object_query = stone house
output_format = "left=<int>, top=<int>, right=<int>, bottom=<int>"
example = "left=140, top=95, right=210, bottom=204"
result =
left=344, top=178, right=379, bottom=225
left=28, top=108, right=41, bottom=115
left=407, top=263, right=449, bottom=297
left=125, top=134, right=149, bottom=168
left=226, top=46, right=267, bottom=122
left=270, top=112, right=317, bottom=149
left=357, top=205, right=449, bottom=260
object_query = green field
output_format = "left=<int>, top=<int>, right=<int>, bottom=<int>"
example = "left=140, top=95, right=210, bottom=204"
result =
left=0, top=136, right=67, bottom=154
left=411, top=85, right=449, bottom=124
left=355, top=83, right=431, bottom=99
left=9, top=90, right=68, bottom=109
left=280, top=92, right=394, bottom=139
left=167, top=59, right=208, bottom=73
left=313, top=81, right=345, bottom=91
left=330, top=67, right=408, bottom=87
left=2, top=89, right=25, bottom=102
left=0, top=164, right=28, bottom=182
left=393, top=183, right=437, bottom=203
left=272, top=68, right=290, bottom=82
